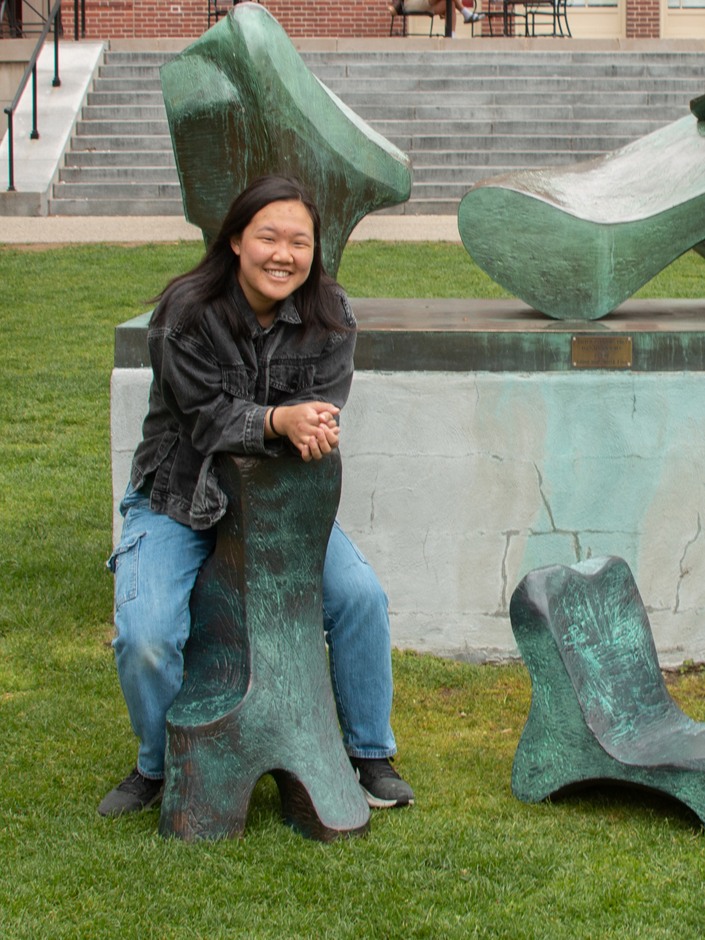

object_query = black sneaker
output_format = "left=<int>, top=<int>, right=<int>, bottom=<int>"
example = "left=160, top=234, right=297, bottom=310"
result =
left=98, top=768, right=164, bottom=817
left=350, top=757, right=414, bottom=809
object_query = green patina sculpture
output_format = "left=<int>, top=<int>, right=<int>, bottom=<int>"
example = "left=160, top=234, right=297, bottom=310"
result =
left=458, top=96, right=705, bottom=321
left=509, top=556, right=705, bottom=826
left=159, top=2, right=411, bottom=277
left=159, top=452, right=370, bottom=842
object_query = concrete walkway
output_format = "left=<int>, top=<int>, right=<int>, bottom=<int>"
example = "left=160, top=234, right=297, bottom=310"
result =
left=0, top=213, right=461, bottom=244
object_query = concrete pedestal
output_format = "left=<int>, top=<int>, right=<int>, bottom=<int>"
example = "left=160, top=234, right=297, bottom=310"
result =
left=112, top=298, right=705, bottom=666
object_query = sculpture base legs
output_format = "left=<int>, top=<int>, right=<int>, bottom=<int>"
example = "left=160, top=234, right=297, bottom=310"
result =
left=510, top=557, right=705, bottom=827
left=160, top=699, right=371, bottom=842
left=158, top=453, right=370, bottom=842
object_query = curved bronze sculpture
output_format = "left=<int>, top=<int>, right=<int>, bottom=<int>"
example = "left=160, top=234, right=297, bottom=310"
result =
left=160, top=453, right=371, bottom=842
left=160, top=2, right=412, bottom=276
left=458, top=96, right=705, bottom=321
left=510, top=556, right=705, bottom=826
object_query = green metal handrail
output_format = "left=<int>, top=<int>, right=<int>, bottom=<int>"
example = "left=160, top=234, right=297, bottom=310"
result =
left=4, top=0, right=62, bottom=192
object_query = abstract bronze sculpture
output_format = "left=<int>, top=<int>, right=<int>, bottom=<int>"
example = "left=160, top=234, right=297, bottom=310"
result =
left=159, top=452, right=371, bottom=842
left=509, top=556, right=705, bottom=826
left=160, top=2, right=412, bottom=276
left=458, top=97, right=705, bottom=321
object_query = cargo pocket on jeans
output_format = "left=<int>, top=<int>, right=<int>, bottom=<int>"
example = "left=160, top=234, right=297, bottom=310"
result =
left=106, top=532, right=145, bottom=611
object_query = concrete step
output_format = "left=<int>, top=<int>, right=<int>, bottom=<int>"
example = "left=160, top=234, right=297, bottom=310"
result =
left=86, top=90, right=167, bottom=106
left=82, top=90, right=684, bottom=125
left=98, top=64, right=165, bottom=80
left=322, top=75, right=703, bottom=94
left=302, top=48, right=705, bottom=62
left=58, top=165, right=178, bottom=183
left=92, top=78, right=164, bottom=93
left=410, top=180, right=497, bottom=199
left=309, top=61, right=705, bottom=81
left=411, top=152, right=601, bottom=174
left=346, top=95, right=691, bottom=117
left=370, top=117, right=668, bottom=137
left=69, top=134, right=173, bottom=152
left=81, top=104, right=168, bottom=121
left=64, top=149, right=177, bottom=168
left=74, top=115, right=660, bottom=152
left=48, top=197, right=186, bottom=215
left=74, top=119, right=170, bottom=136
left=57, top=151, right=580, bottom=182
left=52, top=181, right=183, bottom=199
left=303, top=50, right=705, bottom=69
left=95, top=49, right=705, bottom=80
left=336, top=88, right=698, bottom=108
left=86, top=103, right=666, bottom=132
left=386, top=132, right=635, bottom=152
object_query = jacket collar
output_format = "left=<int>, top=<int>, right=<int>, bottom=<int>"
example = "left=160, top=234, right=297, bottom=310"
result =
left=230, top=277, right=302, bottom=333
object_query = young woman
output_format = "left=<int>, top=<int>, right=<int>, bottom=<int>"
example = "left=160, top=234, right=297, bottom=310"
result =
left=99, top=175, right=414, bottom=817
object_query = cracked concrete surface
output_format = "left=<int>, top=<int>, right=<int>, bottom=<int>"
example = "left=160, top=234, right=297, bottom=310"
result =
left=111, top=365, right=705, bottom=667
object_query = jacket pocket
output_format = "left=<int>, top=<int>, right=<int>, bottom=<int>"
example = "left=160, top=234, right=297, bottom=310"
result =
left=269, top=362, right=316, bottom=396
left=221, top=364, right=254, bottom=399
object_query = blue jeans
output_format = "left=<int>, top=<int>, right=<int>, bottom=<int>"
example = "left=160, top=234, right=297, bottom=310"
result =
left=108, top=484, right=396, bottom=779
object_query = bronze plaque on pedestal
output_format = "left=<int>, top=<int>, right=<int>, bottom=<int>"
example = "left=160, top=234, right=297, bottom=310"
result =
left=572, top=335, right=633, bottom=369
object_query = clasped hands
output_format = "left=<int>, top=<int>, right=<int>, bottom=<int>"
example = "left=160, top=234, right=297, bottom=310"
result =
left=266, top=401, right=340, bottom=462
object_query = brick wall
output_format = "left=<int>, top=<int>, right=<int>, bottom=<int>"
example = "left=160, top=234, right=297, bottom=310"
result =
left=60, top=0, right=664, bottom=41
left=265, top=2, right=390, bottom=37
left=625, top=0, right=660, bottom=38
left=61, top=0, right=392, bottom=40
left=62, top=0, right=208, bottom=39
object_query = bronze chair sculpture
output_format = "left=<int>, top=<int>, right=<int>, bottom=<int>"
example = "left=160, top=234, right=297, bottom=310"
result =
left=159, top=453, right=371, bottom=842
left=509, top=556, right=705, bottom=826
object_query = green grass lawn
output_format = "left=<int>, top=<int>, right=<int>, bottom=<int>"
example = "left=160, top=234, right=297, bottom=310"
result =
left=2, top=243, right=705, bottom=939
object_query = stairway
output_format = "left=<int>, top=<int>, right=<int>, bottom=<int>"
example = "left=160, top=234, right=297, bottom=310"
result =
left=49, top=46, right=705, bottom=216
left=52, top=51, right=182, bottom=215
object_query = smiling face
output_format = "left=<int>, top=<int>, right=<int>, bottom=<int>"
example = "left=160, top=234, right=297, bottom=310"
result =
left=230, top=199, right=315, bottom=324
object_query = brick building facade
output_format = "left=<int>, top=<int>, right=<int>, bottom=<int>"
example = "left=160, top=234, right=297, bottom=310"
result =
left=52, top=0, right=701, bottom=43
left=58, top=1, right=391, bottom=41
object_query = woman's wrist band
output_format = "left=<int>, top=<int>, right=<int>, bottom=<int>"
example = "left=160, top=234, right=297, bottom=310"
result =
left=268, top=406, right=281, bottom=437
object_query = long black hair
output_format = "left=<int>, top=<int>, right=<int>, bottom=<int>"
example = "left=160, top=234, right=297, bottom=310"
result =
left=150, top=175, right=344, bottom=337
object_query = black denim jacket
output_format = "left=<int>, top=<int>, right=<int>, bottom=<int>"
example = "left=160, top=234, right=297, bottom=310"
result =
left=130, top=278, right=357, bottom=530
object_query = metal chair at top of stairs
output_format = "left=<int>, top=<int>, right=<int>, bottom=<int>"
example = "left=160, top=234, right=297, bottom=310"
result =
left=389, top=1, right=484, bottom=36
left=481, top=0, right=570, bottom=36
left=389, top=1, right=437, bottom=36
left=524, top=0, right=572, bottom=36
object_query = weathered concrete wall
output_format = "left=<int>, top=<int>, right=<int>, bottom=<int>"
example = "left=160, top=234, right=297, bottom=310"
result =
left=111, top=361, right=705, bottom=667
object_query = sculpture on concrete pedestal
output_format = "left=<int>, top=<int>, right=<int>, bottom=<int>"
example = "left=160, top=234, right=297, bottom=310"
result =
left=160, top=1, right=412, bottom=276
left=458, top=95, right=705, bottom=321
